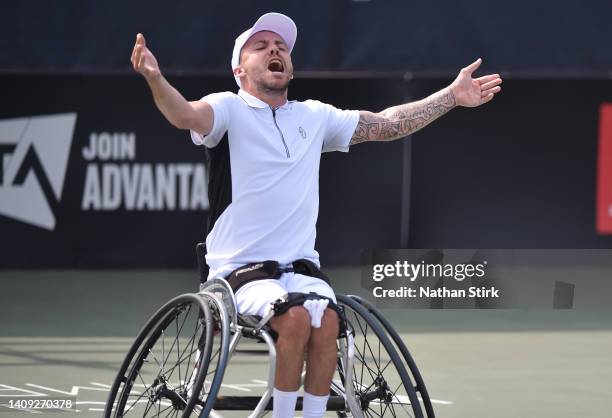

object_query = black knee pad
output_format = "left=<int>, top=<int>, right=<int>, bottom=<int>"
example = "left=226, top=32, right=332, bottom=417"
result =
left=272, top=292, right=347, bottom=338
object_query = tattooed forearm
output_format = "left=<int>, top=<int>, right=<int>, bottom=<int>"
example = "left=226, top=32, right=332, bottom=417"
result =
left=350, top=87, right=457, bottom=145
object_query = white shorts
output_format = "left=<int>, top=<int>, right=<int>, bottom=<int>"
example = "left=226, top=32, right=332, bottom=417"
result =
left=234, top=272, right=336, bottom=317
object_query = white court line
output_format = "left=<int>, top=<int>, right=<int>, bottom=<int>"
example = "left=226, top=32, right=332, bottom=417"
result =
left=251, top=379, right=268, bottom=384
left=219, top=384, right=252, bottom=392
left=25, top=383, right=108, bottom=395
left=0, top=384, right=46, bottom=397
left=430, top=398, right=454, bottom=405
left=89, top=382, right=112, bottom=389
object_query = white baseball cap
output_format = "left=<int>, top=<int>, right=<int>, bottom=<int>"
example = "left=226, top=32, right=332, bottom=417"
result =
left=231, top=12, right=297, bottom=88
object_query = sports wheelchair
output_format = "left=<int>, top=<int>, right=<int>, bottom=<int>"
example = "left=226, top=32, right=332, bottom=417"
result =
left=104, top=244, right=435, bottom=417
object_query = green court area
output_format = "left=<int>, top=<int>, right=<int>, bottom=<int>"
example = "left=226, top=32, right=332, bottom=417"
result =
left=1, top=269, right=611, bottom=417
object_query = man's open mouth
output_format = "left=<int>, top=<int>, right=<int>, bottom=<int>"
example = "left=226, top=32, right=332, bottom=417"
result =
left=267, top=59, right=285, bottom=73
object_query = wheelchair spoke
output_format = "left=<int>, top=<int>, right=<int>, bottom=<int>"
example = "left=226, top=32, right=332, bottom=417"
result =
left=161, top=403, right=175, bottom=418
left=163, top=319, right=202, bottom=383
left=175, top=316, right=182, bottom=387
left=353, top=340, right=388, bottom=387
left=363, top=326, right=381, bottom=372
left=365, top=408, right=382, bottom=418
left=122, top=396, right=141, bottom=416
left=350, top=322, right=386, bottom=397
left=360, top=319, right=369, bottom=382
left=136, top=370, right=151, bottom=396
left=161, top=304, right=192, bottom=376
left=142, top=397, right=155, bottom=417
left=122, top=372, right=151, bottom=414
left=354, top=313, right=379, bottom=370
left=390, top=380, right=411, bottom=402
left=152, top=307, right=200, bottom=392
left=158, top=401, right=174, bottom=416
left=336, top=296, right=423, bottom=418
left=377, top=358, right=393, bottom=376
left=390, top=383, right=415, bottom=416
left=353, top=353, right=379, bottom=393
left=182, top=319, right=201, bottom=385
left=106, top=294, right=223, bottom=417
left=355, top=313, right=389, bottom=377
left=163, top=345, right=200, bottom=384
left=206, top=347, right=221, bottom=377
left=124, top=393, right=149, bottom=415
left=147, top=346, right=163, bottom=371
left=351, top=316, right=381, bottom=385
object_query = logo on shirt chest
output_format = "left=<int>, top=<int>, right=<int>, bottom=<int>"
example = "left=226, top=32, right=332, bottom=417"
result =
left=298, top=126, right=307, bottom=139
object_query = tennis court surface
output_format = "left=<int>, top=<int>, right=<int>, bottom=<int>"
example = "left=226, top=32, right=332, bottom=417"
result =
left=2, top=269, right=611, bottom=417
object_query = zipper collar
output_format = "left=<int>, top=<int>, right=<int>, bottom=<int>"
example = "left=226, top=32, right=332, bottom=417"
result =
left=238, top=89, right=292, bottom=110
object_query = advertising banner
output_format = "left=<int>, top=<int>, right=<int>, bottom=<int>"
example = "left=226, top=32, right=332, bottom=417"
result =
left=597, top=103, right=612, bottom=234
left=0, top=75, right=406, bottom=268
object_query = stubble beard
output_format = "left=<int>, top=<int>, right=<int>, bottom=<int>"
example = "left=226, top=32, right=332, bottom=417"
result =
left=257, top=76, right=291, bottom=96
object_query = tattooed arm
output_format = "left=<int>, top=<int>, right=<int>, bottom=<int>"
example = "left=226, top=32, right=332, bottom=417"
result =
left=350, top=87, right=456, bottom=145
left=350, top=58, right=502, bottom=146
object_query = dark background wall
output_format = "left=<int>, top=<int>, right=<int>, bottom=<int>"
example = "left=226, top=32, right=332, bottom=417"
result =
left=408, top=79, right=612, bottom=249
left=0, top=2, right=611, bottom=268
left=1, top=0, right=610, bottom=76
left=1, top=75, right=610, bottom=268
left=0, top=75, right=408, bottom=267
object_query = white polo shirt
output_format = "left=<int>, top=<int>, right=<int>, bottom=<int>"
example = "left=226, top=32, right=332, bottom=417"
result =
left=190, top=89, right=359, bottom=278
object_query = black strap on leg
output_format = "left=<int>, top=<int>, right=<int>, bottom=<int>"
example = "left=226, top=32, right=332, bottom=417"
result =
left=271, top=292, right=347, bottom=338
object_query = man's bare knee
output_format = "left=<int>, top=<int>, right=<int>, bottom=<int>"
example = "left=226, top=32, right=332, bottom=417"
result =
left=270, top=306, right=311, bottom=343
left=310, top=308, right=339, bottom=343
left=304, top=308, right=340, bottom=394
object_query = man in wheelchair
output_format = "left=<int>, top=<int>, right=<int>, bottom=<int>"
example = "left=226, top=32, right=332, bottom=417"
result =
left=222, top=259, right=346, bottom=418
left=130, top=11, right=501, bottom=417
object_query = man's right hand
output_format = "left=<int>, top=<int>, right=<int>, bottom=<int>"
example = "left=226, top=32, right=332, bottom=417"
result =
left=131, top=33, right=161, bottom=80
left=130, top=32, right=213, bottom=135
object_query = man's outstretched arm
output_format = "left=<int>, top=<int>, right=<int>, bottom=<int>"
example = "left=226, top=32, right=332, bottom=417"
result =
left=350, top=58, right=502, bottom=145
left=131, top=33, right=213, bottom=135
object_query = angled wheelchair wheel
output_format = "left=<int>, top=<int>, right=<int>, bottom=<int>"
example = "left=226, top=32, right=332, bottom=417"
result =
left=190, top=290, right=232, bottom=418
left=335, top=294, right=424, bottom=418
left=347, top=295, right=435, bottom=418
left=105, top=293, right=217, bottom=418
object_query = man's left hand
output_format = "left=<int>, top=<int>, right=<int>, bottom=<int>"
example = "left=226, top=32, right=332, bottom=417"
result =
left=450, top=58, right=502, bottom=107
